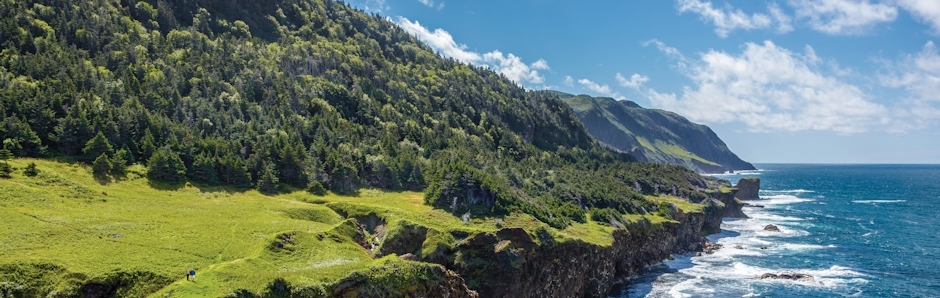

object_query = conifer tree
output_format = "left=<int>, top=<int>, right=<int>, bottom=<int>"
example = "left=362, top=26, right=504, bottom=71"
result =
left=0, top=147, right=12, bottom=178
left=82, top=132, right=113, bottom=163
left=257, top=162, right=279, bottom=194
left=23, top=162, right=39, bottom=177
left=92, top=153, right=112, bottom=176
left=147, top=147, right=186, bottom=183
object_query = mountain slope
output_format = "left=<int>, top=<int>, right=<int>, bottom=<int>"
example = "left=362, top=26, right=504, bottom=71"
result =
left=559, top=93, right=755, bottom=173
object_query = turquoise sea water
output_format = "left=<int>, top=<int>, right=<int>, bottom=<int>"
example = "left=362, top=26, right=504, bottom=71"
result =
left=615, top=164, right=940, bottom=298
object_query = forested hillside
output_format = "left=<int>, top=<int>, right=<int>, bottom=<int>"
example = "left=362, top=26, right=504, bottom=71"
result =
left=560, top=93, right=755, bottom=174
left=0, top=0, right=710, bottom=228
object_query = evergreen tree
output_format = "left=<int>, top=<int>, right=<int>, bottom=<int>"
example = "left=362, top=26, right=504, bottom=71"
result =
left=0, top=148, right=12, bottom=178
left=189, top=153, right=219, bottom=184
left=110, top=149, right=131, bottom=175
left=82, top=132, right=114, bottom=163
left=92, top=153, right=112, bottom=176
left=23, top=162, right=39, bottom=177
left=218, top=153, right=252, bottom=188
left=277, top=143, right=307, bottom=187
left=138, top=129, right=157, bottom=163
left=257, top=162, right=279, bottom=194
left=147, top=147, right=186, bottom=183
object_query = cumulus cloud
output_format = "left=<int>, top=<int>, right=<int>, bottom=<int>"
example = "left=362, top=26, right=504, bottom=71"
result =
left=789, top=0, right=898, bottom=34
left=396, top=17, right=547, bottom=85
left=578, top=79, right=625, bottom=100
left=646, top=40, right=888, bottom=134
left=676, top=0, right=791, bottom=37
left=881, top=41, right=940, bottom=128
left=896, top=0, right=940, bottom=33
left=483, top=51, right=546, bottom=84
left=616, top=73, right=649, bottom=89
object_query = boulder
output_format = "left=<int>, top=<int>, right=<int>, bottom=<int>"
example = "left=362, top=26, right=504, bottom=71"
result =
left=759, top=272, right=814, bottom=281
left=733, top=177, right=760, bottom=200
left=763, top=224, right=781, bottom=232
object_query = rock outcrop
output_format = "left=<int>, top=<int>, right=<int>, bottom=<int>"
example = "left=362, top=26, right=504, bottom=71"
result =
left=713, top=188, right=748, bottom=218
left=734, top=177, right=761, bottom=200
left=759, top=272, right=814, bottom=282
left=443, top=205, right=723, bottom=298
left=763, top=224, right=781, bottom=232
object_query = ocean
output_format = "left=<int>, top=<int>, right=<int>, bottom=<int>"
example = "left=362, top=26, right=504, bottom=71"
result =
left=613, top=164, right=940, bottom=298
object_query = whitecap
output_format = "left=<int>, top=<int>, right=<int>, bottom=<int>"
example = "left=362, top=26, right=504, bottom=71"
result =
left=851, top=200, right=906, bottom=204
left=762, top=189, right=815, bottom=194
left=756, top=195, right=812, bottom=205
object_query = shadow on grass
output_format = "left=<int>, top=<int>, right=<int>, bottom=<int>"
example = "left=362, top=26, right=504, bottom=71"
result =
left=147, top=179, right=186, bottom=191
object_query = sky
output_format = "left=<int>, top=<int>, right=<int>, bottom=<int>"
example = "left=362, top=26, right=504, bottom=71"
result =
left=346, top=0, right=940, bottom=164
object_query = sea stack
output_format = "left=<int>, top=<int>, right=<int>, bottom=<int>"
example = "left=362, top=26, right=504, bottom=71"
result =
left=734, top=177, right=760, bottom=200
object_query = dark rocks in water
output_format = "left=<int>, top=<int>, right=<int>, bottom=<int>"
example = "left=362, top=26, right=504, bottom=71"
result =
left=760, top=246, right=768, bottom=250
left=760, top=272, right=814, bottom=281
left=763, top=224, right=781, bottom=232
left=734, top=245, right=745, bottom=250
left=703, top=241, right=723, bottom=254
left=734, top=177, right=760, bottom=200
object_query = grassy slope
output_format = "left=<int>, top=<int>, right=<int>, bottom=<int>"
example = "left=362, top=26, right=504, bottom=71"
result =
left=0, top=159, right=689, bottom=296
left=561, top=94, right=754, bottom=173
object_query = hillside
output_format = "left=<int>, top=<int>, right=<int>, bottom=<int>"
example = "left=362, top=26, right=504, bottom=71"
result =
left=559, top=93, right=755, bottom=173
left=0, top=0, right=730, bottom=296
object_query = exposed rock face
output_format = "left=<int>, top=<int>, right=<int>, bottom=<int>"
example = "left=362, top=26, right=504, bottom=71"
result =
left=760, top=272, right=814, bottom=281
left=734, top=177, right=760, bottom=200
left=764, top=224, right=781, bottom=232
left=714, top=189, right=748, bottom=218
left=445, top=205, right=723, bottom=298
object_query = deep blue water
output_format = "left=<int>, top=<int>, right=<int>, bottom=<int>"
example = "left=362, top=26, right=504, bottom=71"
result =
left=615, top=164, right=940, bottom=298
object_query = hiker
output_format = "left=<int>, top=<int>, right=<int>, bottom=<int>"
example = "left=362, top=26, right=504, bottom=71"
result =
left=185, top=269, right=190, bottom=281
left=189, top=268, right=196, bottom=281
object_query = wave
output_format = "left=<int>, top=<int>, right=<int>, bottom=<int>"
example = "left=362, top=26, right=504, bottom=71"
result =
left=759, top=195, right=813, bottom=205
left=851, top=200, right=906, bottom=204
left=762, top=189, right=815, bottom=194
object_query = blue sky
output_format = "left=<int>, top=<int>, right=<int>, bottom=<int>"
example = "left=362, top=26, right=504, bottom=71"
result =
left=347, top=0, right=940, bottom=164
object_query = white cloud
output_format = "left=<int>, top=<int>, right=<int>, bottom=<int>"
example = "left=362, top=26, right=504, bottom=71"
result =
left=789, top=0, right=898, bottom=34
left=769, top=2, right=795, bottom=33
left=483, top=50, right=545, bottom=84
left=647, top=40, right=888, bottom=134
left=881, top=41, right=940, bottom=128
left=563, top=76, right=574, bottom=86
left=616, top=73, right=649, bottom=89
left=531, top=59, right=550, bottom=70
left=357, top=0, right=389, bottom=12
left=396, top=17, right=547, bottom=85
left=418, top=0, right=445, bottom=10
left=676, top=0, right=791, bottom=37
left=396, top=17, right=480, bottom=63
left=578, top=79, right=625, bottom=100
left=896, top=0, right=940, bottom=33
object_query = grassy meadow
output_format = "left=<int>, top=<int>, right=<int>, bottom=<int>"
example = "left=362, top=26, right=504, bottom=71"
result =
left=0, top=158, right=686, bottom=297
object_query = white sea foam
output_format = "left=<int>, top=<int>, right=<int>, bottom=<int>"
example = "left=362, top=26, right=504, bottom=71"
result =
left=759, top=195, right=813, bottom=205
left=851, top=200, right=906, bottom=204
left=762, top=189, right=815, bottom=194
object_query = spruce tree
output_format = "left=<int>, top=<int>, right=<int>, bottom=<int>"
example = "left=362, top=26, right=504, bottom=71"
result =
left=0, top=148, right=12, bottom=178
left=92, top=153, right=112, bottom=176
left=257, top=162, right=279, bottom=194
left=110, top=149, right=131, bottom=175
left=23, top=162, right=39, bottom=177
left=147, top=147, right=186, bottom=183
left=189, top=153, right=219, bottom=184
left=82, top=132, right=113, bottom=163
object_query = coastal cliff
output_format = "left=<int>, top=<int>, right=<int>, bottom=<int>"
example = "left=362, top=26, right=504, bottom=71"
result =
left=734, top=177, right=761, bottom=200
left=434, top=204, right=723, bottom=298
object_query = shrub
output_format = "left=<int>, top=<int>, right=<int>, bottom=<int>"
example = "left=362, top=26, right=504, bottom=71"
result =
left=23, top=162, right=39, bottom=177
left=307, top=180, right=327, bottom=196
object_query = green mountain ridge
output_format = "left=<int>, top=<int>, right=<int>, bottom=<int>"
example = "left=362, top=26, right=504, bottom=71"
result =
left=0, top=0, right=733, bottom=295
left=557, top=92, right=755, bottom=173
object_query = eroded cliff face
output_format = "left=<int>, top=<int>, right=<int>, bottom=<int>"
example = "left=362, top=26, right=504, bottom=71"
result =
left=734, top=178, right=761, bottom=200
left=443, top=205, right=723, bottom=298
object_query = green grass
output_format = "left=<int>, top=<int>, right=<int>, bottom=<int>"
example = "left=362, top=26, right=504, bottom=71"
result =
left=0, top=159, right=710, bottom=296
